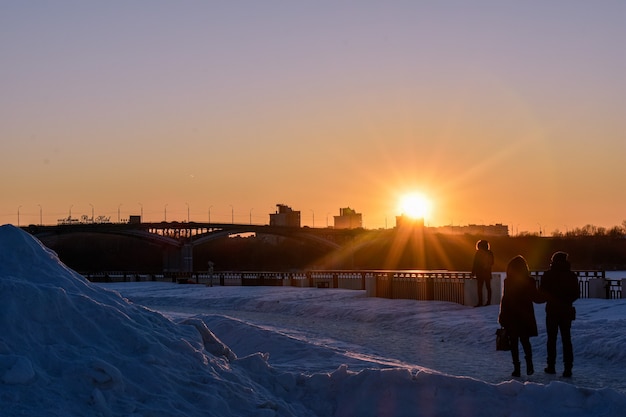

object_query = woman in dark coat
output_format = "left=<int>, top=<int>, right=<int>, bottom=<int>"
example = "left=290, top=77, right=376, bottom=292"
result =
left=498, top=255, right=543, bottom=377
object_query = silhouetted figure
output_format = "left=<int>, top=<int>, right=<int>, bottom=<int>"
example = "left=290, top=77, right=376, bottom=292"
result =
left=471, top=239, right=494, bottom=306
left=540, top=251, right=579, bottom=378
left=498, top=255, right=543, bottom=377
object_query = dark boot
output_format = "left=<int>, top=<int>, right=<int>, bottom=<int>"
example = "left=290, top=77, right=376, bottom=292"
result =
left=562, top=365, right=572, bottom=378
left=525, top=356, right=534, bottom=375
left=544, top=365, right=556, bottom=374
left=511, top=362, right=521, bottom=377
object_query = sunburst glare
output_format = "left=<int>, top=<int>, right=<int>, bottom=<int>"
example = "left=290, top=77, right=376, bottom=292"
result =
left=398, top=192, right=433, bottom=220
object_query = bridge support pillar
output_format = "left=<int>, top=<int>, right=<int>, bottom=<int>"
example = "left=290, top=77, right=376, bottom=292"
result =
left=162, top=246, right=185, bottom=278
left=182, top=244, right=193, bottom=273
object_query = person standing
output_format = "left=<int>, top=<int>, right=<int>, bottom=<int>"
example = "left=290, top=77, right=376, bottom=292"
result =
left=539, top=251, right=579, bottom=378
left=471, top=239, right=494, bottom=307
left=498, top=255, right=542, bottom=377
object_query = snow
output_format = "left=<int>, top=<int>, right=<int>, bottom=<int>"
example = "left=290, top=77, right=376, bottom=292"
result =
left=1, top=224, right=625, bottom=417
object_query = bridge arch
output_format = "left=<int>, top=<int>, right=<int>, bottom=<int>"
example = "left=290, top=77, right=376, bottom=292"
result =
left=25, top=222, right=347, bottom=273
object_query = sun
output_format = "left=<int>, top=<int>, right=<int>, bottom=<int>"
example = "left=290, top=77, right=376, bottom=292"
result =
left=398, top=192, right=433, bottom=220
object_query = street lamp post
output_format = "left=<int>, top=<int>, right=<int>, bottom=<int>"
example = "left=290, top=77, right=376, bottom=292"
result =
left=310, top=209, right=315, bottom=228
left=69, top=205, right=73, bottom=221
left=164, top=204, right=168, bottom=222
left=186, top=202, right=190, bottom=222
left=208, top=206, right=213, bottom=223
left=118, top=204, right=122, bottom=223
left=89, top=203, right=94, bottom=222
left=249, top=208, right=253, bottom=224
left=230, top=205, right=234, bottom=223
left=138, top=203, right=143, bottom=220
left=17, top=205, right=22, bottom=227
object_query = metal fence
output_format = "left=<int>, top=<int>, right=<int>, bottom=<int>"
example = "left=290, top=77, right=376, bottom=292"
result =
left=84, top=269, right=622, bottom=301
left=365, top=271, right=471, bottom=304
left=530, top=270, right=614, bottom=299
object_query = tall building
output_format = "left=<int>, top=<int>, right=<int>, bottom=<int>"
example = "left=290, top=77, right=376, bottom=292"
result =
left=334, top=207, right=363, bottom=229
left=395, top=215, right=425, bottom=229
left=269, top=204, right=301, bottom=227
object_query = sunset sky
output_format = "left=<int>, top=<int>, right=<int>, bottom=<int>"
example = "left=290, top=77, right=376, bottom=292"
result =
left=2, top=1, right=624, bottom=234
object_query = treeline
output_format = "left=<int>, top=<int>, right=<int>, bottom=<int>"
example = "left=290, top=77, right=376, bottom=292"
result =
left=349, top=232, right=626, bottom=272
left=538, top=221, right=626, bottom=239
left=40, top=229, right=626, bottom=274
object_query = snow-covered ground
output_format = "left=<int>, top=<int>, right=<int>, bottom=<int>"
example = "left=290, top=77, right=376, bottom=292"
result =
left=1, top=224, right=625, bottom=417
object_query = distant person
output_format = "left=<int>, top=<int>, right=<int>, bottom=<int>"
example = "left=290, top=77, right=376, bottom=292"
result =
left=539, top=251, right=579, bottom=378
left=498, top=255, right=543, bottom=377
left=471, top=239, right=494, bottom=307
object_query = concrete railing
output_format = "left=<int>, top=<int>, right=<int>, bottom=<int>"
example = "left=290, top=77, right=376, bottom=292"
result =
left=85, top=269, right=622, bottom=305
left=362, top=271, right=501, bottom=307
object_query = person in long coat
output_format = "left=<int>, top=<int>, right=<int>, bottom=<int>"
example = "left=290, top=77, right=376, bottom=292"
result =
left=539, top=251, right=579, bottom=377
left=471, top=239, right=494, bottom=307
left=498, top=255, right=543, bottom=377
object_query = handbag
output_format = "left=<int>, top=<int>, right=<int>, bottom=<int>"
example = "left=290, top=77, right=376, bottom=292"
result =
left=496, top=327, right=511, bottom=351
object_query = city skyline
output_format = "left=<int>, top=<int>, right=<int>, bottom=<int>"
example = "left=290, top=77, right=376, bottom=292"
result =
left=2, top=2, right=625, bottom=235
left=6, top=200, right=620, bottom=236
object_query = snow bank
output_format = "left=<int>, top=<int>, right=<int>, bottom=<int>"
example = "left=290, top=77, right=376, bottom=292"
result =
left=1, top=224, right=625, bottom=417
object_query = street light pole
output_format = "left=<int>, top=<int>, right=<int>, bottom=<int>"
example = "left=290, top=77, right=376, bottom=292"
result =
left=138, top=203, right=143, bottom=220
left=164, top=204, right=168, bottom=222
left=186, top=202, right=190, bottom=222
left=89, top=203, right=94, bottom=222
left=118, top=204, right=122, bottom=223
left=17, top=205, right=21, bottom=227
left=249, top=208, right=253, bottom=224
left=310, top=209, right=315, bottom=228
left=230, top=205, right=234, bottom=223
left=208, top=206, right=213, bottom=223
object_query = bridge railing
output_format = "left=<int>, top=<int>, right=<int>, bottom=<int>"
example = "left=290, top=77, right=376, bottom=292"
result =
left=530, top=270, right=613, bottom=299
left=84, top=269, right=622, bottom=305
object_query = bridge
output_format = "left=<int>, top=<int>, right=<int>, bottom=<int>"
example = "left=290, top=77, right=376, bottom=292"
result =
left=23, top=222, right=366, bottom=272
left=23, top=221, right=360, bottom=248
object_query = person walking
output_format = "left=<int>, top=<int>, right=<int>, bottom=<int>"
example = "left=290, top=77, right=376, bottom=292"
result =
left=539, top=251, right=579, bottom=378
left=498, top=255, right=542, bottom=377
left=471, top=239, right=494, bottom=307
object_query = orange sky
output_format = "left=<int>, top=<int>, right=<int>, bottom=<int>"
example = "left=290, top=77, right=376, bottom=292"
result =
left=2, top=2, right=625, bottom=235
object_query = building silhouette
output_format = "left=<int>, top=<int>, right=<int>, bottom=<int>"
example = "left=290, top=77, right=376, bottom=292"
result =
left=269, top=204, right=301, bottom=227
left=430, top=223, right=509, bottom=236
left=395, top=215, right=425, bottom=229
left=334, top=207, right=363, bottom=229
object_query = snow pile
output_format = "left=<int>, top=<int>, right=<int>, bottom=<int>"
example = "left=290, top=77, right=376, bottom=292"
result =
left=0, top=225, right=296, bottom=416
left=1, top=224, right=625, bottom=417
